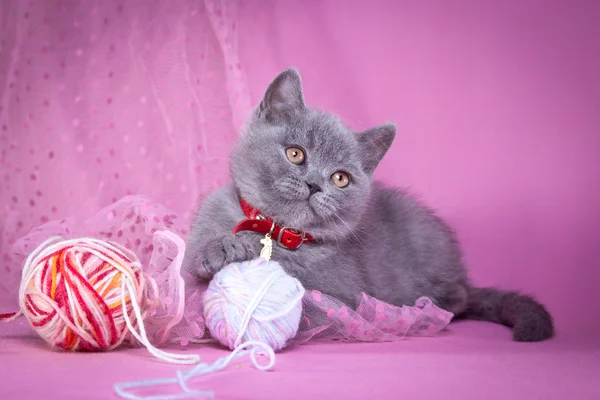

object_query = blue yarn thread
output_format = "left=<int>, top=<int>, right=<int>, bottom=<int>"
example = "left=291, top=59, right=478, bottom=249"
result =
left=114, top=340, right=275, bottom=400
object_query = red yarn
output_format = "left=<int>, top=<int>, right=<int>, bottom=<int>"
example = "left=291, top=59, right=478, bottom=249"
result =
left=0, top=312, right=18, bottom=320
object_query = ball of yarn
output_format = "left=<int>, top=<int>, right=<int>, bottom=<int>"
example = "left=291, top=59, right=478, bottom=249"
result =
left=17, top=237, right=151, bottom=351
left=203, top=258, right=305, bottom=351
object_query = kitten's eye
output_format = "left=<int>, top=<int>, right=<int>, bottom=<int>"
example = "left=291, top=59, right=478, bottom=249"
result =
left=285, top=147, right=305, bottom=165
left=331, top=171, right=350, bottom=188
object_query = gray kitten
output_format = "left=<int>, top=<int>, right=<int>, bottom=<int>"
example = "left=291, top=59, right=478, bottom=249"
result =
left=183, top=69, right=553, bottom=342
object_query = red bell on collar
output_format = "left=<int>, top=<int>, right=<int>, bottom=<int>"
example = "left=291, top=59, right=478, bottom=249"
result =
left=233, top=198, right=314, bottom=250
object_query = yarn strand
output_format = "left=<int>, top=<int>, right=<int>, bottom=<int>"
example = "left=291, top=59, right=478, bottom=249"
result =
left=231, top=268, right=281, bottom=348
left=114, top=340, right=275, bottom=400
left=0, top=312, right=21, bottom=322
left=121, top=276, right=200, bottom=364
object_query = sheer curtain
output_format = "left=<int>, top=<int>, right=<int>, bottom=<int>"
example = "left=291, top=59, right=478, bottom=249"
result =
left=0, top=0, right=252, bottom=300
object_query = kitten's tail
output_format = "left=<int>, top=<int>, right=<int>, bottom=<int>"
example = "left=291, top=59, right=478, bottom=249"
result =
left=460, top=287, right=554, bottom=342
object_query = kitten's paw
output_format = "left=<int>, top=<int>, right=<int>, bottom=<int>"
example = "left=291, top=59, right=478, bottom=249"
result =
left=197, top=234, right=259, bottom=279
left=221, top=233, right=259, bottom=264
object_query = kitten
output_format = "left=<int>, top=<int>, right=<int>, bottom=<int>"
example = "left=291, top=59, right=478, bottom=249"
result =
left=183, top=69, right=554, bottom=342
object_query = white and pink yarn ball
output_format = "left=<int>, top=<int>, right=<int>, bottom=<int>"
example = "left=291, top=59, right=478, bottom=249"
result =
left=203, top=258, right=305, bottom=351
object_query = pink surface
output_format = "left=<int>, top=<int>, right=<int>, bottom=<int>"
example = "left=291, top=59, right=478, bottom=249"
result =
left=1, top=320, right=599, bottom=400
left=1, top=1, right=600, bottom=399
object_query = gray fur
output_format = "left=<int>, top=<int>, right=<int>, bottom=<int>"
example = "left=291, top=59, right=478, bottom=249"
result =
left=183, top=68, right=554, bottom=342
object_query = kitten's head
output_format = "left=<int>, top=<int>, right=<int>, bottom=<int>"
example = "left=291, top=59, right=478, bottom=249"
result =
left=231, top=69, right=395, bottom=239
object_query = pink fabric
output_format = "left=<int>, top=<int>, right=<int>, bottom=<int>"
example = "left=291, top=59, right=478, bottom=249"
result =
left=1, top=320, right=599, bottom=399
left=296, top=293, right=453, bottom=343
left=140, top=230, right=189, bottom=347
left=0, top=0, right=249, bottom=307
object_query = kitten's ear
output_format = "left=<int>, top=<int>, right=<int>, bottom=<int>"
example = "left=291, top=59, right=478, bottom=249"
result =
left=357, top=123, right=396, bottom=174
left=259, top=68, right=305, bottom=122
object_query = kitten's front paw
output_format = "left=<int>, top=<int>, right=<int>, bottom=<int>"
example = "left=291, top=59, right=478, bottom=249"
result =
left=197, top=234, right=258, bottom=279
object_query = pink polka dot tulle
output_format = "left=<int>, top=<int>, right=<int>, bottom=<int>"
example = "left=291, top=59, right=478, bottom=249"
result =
left=0, top=0, right=452, bottom=346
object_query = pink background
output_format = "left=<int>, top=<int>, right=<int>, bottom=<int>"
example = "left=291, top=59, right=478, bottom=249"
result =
left=1, top=1, right=600, bottom=399
left=1, top=0, right=599, bottom=337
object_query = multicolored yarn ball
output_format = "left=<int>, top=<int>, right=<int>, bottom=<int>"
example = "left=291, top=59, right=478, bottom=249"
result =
left=203, top=258, right=305, bottom=351
left=3, top=237, right=153, bottom=351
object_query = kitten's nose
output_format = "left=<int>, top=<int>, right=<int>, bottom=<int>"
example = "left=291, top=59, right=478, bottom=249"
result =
left=306, top=182, right=321, bottom=195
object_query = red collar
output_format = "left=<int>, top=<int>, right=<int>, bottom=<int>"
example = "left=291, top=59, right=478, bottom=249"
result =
left=232, top=198, right=314, bottom=250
